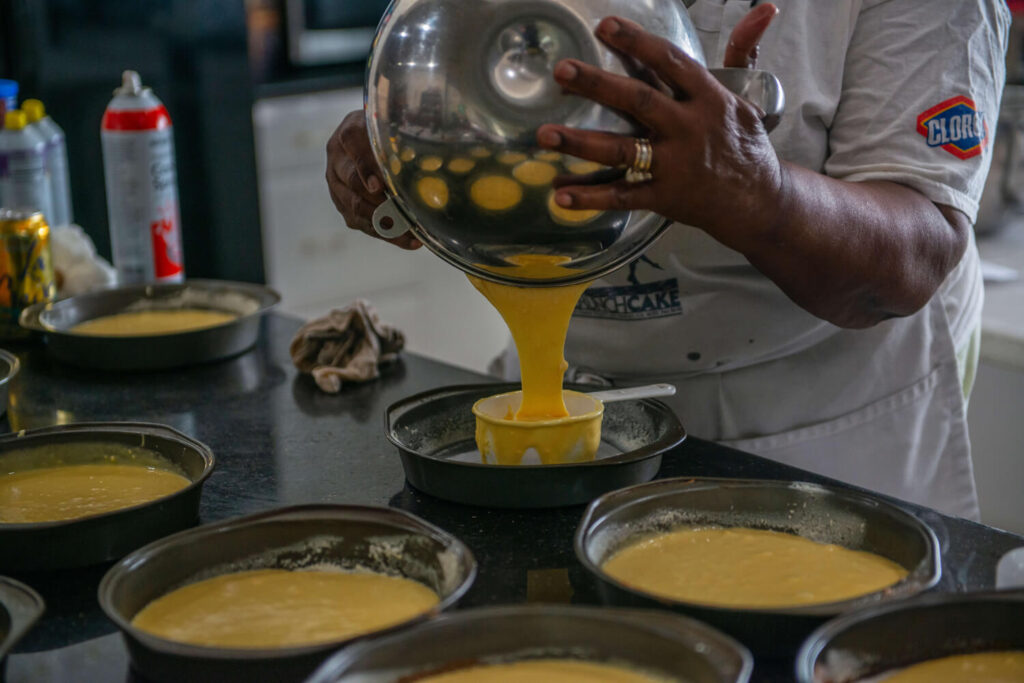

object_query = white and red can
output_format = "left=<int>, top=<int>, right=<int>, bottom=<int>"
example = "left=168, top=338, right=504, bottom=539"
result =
left=101, top=70, right=184, bottom=284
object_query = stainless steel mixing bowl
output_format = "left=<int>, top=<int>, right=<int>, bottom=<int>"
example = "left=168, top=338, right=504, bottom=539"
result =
left=365, top=0, right=784, bottom=286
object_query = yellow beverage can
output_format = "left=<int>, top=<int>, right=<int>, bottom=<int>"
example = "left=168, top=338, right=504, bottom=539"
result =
left=0, top=209, right=56, bottom=339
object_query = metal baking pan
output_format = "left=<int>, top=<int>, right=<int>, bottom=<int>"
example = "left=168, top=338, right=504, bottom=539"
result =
left=0, top=577, right=44, bottom=677
left=19, top=279, right=280, bottom=370
left=575, top=478, right=941, bottom=657
left=0, top=349, right=18, bottom=418
left=308, top=604, right=752, bottom=683
left=0, top=422, right=215, bottom=572
left=797, top=590, right=1024, bottom=682
left=386, top=383, right=686, bottom=508
left=99, top=505, right=477, bottom=683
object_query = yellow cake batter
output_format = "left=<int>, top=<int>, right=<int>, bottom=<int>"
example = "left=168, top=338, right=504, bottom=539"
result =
left=131, top=568, right=439, bottom=649
left=417, top=176, right=450, bottom=210
left=469, top=256, right=589, bottom=421
left=418, top=660, right=671, bottom=682
left=470, top=146, right=492, bottom=158
left=399, top=147, right=417, bottom=163
left=602, top=527, right=908, bottom=608
left=470, top=176, right=523, bottom=212
left=0, top=463, right=190, bottom=523
left=447, top=157, right=476, bottom=174
left=390, top=157, right=403, bottom=175
left=72, top=309, right=236, bottom=336
left=881, top=651, right=1024, bottom=683
left=512, top=160, right=558, bottom=187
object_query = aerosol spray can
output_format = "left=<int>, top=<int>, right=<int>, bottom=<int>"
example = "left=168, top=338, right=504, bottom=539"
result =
left=23, top=99, right=73, bottom=227
left=0, top=110, right=55, bottom=223
left=101, top=70, right=184, bottom=284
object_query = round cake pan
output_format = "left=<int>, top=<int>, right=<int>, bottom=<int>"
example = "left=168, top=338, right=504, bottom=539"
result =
left=0, top=576, right=44, bottom=676
left=574, top=478, right=941, bottom=657
left=98, top=505, right=477, bottom=683
left=308, top=605, right=752, bottom=683
left=386, top=383, right=686, bottom=508
left=19, top=279, right=280, bottom=370
left=0, top=349, right=19, bottom=418
left=796, top=590, right=1024, bottom=682
left=0, top=422, right=214, bottom=572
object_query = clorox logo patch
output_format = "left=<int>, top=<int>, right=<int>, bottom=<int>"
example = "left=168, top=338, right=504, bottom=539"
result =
left=916, top=96, right=988, bottom=160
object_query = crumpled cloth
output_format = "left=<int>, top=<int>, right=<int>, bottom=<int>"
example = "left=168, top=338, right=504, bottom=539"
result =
left=51, top=224, right=117, bottom=296
left=290, top=300, right=405, bottom=394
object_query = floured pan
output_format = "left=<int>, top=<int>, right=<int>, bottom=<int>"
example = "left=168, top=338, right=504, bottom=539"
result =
left=19, top=279, right=280, bottom=370
left=385, top=383, right=686, bottom=508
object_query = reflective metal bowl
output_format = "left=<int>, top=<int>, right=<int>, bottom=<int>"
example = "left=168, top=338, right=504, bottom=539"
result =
left=307, top=605, right=752, bottom=683
left=366, top=0, right=782, bottom=286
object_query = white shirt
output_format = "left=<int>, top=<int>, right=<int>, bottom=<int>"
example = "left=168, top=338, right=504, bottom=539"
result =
left=558, top=0, right=1011, bottom=518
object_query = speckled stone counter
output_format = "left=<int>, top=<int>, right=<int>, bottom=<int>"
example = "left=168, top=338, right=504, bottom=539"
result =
left=3, top=314, right=1022, bottom=683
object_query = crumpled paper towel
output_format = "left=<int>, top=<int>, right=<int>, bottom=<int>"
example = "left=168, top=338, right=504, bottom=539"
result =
left=51, top=225, right=117, bottom=295
left=290, top=300, right=405, bottom=394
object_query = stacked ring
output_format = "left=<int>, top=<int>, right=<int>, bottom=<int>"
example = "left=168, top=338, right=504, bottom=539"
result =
left=625, top=138, right=654, bottom=184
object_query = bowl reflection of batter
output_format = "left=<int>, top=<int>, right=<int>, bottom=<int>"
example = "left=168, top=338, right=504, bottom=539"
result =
left=417, top=659, right=672, bottom=682
left=131, top=569, right=439, bottom=648
left=602, top=527, right=908, bottom=608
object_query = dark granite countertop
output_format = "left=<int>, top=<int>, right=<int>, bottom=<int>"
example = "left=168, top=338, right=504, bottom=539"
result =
left=4, top=314, right=1022, bottom=683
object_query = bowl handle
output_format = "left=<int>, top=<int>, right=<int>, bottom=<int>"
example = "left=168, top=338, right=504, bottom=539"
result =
left=709, top=67, right=786, bottom=133
left=373, top=197, right=414, bottom=239
left=18, top=302, right=47, bottom=332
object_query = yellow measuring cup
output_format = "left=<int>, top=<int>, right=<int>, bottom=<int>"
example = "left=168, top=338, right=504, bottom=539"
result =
left=472, top=384, right=676, bottom=466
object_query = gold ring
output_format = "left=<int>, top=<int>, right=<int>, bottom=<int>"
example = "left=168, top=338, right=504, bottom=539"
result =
left=627, top=138, right=653, bottom=183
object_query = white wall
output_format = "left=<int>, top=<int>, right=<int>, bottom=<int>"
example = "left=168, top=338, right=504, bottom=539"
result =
left=968, top=359, right=1024, bottom=535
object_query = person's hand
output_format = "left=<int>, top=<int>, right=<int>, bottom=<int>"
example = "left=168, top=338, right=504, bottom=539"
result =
left=326, top=110, right=422, bottom=250
left=537, top=6, right=781, bottom=253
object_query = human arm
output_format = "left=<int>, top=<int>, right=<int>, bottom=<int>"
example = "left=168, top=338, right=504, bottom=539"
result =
left=539, top=13, right=978, bottom=329
left=325, top=110, right=422, bottom=250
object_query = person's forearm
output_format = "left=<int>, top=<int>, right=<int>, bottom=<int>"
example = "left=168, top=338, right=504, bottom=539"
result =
left=724, top=162, right=970, bottom=329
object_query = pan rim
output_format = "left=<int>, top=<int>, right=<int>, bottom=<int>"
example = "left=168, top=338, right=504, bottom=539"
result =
left=20, top=279, right=281, bottom=339
left=0, top=421, right=215, bottom=532
left=385, top=382, right=686, bottom=471
left=97, top=503, right=478, bottom=662
left=574, top=476, right=942, bottom=618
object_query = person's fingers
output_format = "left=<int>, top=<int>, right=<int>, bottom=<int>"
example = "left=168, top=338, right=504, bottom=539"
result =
left=594, top=17, right=718, bottom=97
left=336, top=110, right=385, bottom=197
left=537, top=125, right=668, bottom=172
left=551, top=59, right=679, bottom=131
left=552, top=179, right=660, bottom=212
left=328, top=182, right=422, bottom=250
left=723, top=3, right=778, bottom=68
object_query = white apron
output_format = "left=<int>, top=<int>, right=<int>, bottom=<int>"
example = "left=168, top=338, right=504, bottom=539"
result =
left=504, top=0, right=1008, bottom=519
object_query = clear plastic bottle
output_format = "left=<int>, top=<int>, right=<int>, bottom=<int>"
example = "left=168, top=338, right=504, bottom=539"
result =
left=0, top=110, right=55, bottom=223
left=23, top=99, right=73, bottom=227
